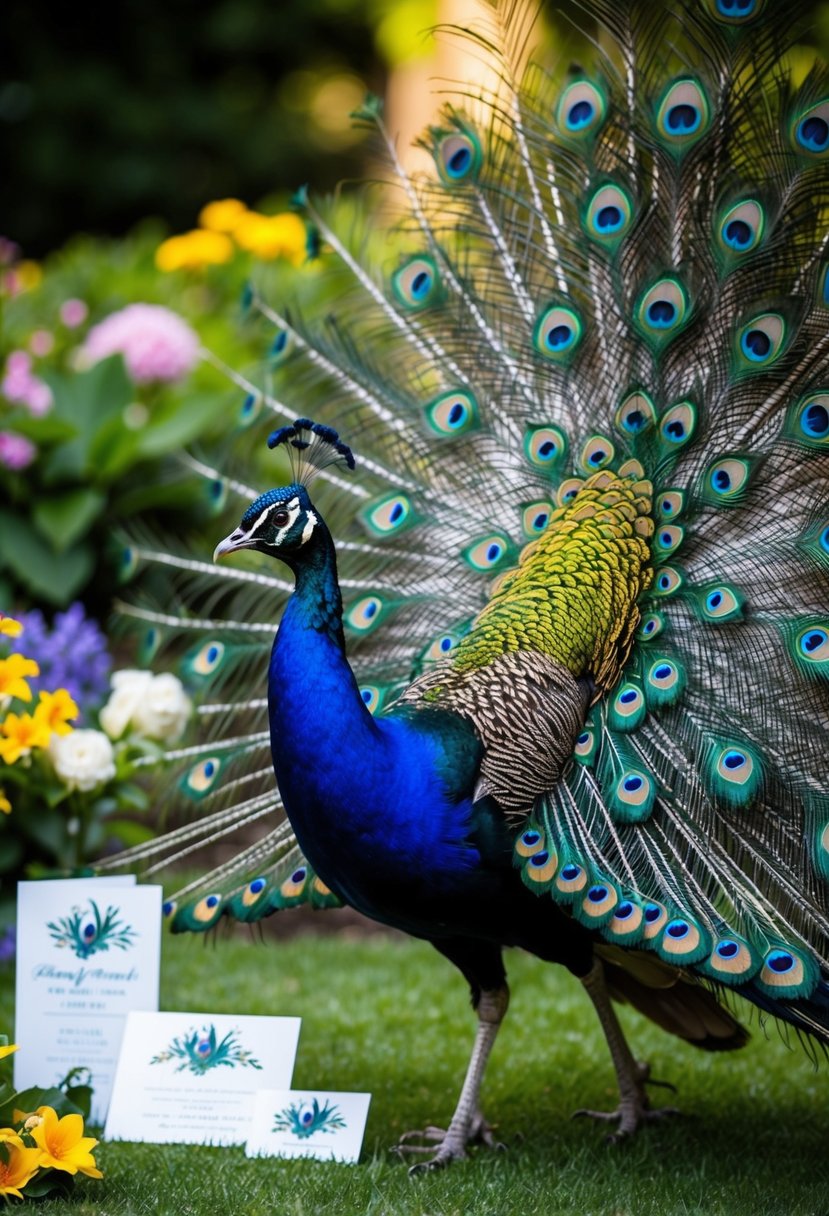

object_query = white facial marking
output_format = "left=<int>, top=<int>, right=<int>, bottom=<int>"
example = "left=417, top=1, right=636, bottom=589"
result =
left=301, top=510, right=318, bottom=545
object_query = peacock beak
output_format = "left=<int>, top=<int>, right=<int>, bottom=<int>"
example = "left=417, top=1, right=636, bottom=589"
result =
left=213, top=529, right=251, bottom=562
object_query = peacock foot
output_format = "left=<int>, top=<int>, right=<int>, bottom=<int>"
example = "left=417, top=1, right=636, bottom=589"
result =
left=395, top=1110, right=505, bottom=1173
left=572, top=1061, right=680, bottom=1143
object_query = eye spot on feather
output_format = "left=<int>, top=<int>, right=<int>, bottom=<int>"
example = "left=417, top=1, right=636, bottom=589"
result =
left=241, top=878, right=268, bottom=907
left=637, top=612, right=665, bottom=641
left=698, top=583, right=743, bottom=623
left=579, top=435, right=615, bottom=472
left=756, top=946, right=818, bottom=998
left=652, top=566, right=683, bottom=596
left=573, top=727, right=597, bottom=763
left=345, top=595, right=386, bottom=633
left=463, top=534, right=511, bottom=572
left=521, top=501, right=553, bottom=537
left=426, top=390, right=479, bottom=438
left=392, top=255, right=440, bottom=310
left=182, top=756, right=222, bottom=797
left=656, top=80, right=710, bottom=146
left=615, top=390, right=655, bottom=435
left=556, top=478, right=584, bottom=506
left=534, top=305, right=583, bottom=361
left=717, top=200, right=764, bottom=257
left=799, top=626, right=829, bottom=661
left=637, top=279, right=688, bottom=342
left=703, top=457, right=752, bottom=504
left=556, top=862, right=588, bottom=896
left=361, top=492, right=413, bottom=537
left=557, top=81, right=606, bottom=137
left=187, top=640, right=225, bottom=678
left=737, top=313, right=785, bottom=367
left=585, top=184, right=633, bottom=243
left=609, top=681, right=646, bottom=731
left=794, top=102, right=829, bottom=154
left=162, top=900, right=176, bottom=918
left=659, top=401, right=697, bottom=447
left=524, top=424, right=567, bottom=467
left=712, top=0, right=761, bottom=20
left=434, top=128, right=482, bottom=184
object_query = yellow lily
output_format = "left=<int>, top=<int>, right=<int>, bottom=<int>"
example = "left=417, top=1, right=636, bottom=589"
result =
left=0, top=653, right=39, bottom=702
left=34, top=688, right=79, bottom=736
left=0, top=1139, right=43, bottom=1198
left=0, top=712, right=51, bottom=763
left=30, top=1107, right=102, bottom=1179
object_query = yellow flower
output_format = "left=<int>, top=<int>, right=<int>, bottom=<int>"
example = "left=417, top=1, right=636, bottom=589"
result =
left=0, top=1139, right=43, bottom=1199
left=0, top=712, right=51, bottom=764
left=198, top=197, right=249, bottom=233
left=0, top=1042, right=19, bottom=1060
left=155, top=229, right=234, bottom=272
left=0, top=616, right=23, bottom=638
left=34, top=689, right=79, bottom=737
left=0, top=790, right=10, bottom=814
left=30, top=1107, right=102, bottom=1179
left=15, top=260, right=43, bottom=293
left=232, top=212, right=307, bottom=265
left=0, top=653, right=39, bottom=701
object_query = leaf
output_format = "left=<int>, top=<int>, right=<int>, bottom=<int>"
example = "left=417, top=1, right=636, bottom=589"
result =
left=135, top=392, right=227, bottom=459
left=0, top=836, right=24, bottom=874
left=5, top=414, right=77, bottom=444
left=104, top=818, right=155, bottom=848
left=32, top=488, right=106, bottom=553
left=0, top=511, right=94, bottom=605
left=23, top=1169, right=75, bottom=1199
left=41, top=355, right=133, bottom=484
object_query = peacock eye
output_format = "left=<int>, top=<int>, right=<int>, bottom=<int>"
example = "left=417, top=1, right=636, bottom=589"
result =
left=273, top=510, right=289, bottom=527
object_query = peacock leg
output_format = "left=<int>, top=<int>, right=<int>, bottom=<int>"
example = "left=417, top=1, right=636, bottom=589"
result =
left=575, top=958, right=679, bottom=1141
left=398, top=983, right=509, bottom=1173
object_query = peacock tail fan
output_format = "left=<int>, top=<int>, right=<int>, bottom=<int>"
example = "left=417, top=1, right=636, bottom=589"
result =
left=106, top=0, right=829, bottom=1030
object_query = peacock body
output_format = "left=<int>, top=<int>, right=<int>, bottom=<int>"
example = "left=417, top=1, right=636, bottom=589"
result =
left=109, top=0, right=829, bottom=1167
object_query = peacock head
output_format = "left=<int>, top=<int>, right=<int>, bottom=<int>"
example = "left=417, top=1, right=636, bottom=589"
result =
left=213, top=484, right=321, bottom=562
left=213, top=418, right=355, bottom=567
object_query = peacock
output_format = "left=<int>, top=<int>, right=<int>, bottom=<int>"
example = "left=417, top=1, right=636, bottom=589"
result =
left=104, top=0, right=829, bottom=1170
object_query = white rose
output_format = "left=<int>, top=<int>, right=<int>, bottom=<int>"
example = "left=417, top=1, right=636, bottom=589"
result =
left=99, top=669, right=153, bottom=739
left=50, top=730, right=116, bottom=792
left=131, top=673, right=192, bottom=743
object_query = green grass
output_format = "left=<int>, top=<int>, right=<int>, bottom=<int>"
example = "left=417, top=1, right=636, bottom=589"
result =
left=4, top=930, right=829, bottom=1216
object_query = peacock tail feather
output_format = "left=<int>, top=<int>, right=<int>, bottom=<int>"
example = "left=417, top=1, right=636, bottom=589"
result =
left=105, top=0, right=829, bottom=1027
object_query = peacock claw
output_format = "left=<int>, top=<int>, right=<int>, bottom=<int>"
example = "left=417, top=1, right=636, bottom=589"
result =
left=572, top=1061, right=680, bottom=1141
left=395, top=1111, right=504, bottom=1173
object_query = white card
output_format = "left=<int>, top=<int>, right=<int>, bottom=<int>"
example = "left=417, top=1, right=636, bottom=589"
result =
left=15, top=879, right=161, bottom=1123
left=105, top=1011, right=301, bottom=1146
left=245, top=1089, right=371, bottom=1163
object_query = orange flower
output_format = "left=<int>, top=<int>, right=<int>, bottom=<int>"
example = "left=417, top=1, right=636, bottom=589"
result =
left=34, top=688, right=79, bottom=737
left=0, top=1138, right=43, bottom=1198
left=0, top=711, right=51, bottom=763
left=0, top=653, right=39, bottom=701
left=30, top=1107, right=102, bottom=1179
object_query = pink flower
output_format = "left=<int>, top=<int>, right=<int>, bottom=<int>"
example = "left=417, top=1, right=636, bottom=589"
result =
left=60, top=299, right=88, bottom=328
left=1, top=350, right=53, bottom=415
left=80, top=304, right=199, bottom=384
left=0, top=431, right=36, bottom=470
left=29, top=329, right=55, bottom=357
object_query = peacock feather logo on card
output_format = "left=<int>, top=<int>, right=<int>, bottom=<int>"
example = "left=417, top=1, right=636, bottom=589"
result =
left=273, top=1098, right=346, bottom=1139
left=150, top=1024, right=263, bottom=1075
left=46, top=901, right=137, bottom=959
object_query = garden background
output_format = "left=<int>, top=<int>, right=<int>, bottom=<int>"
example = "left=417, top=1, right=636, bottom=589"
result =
left=3, top=1, right=829, bottom=1212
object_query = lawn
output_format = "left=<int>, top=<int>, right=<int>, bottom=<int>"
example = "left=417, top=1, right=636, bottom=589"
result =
left=4, top=924, right=829, bottom=1216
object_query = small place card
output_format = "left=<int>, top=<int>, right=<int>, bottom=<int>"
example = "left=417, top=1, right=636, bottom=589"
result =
left=245, top=1089, right=371, bottom=1163
left=105, top=1011, right=301, bottom=1146
left=15, top=878, right=161, bottom=1124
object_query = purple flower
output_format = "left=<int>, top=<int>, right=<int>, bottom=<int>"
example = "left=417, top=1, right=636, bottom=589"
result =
left=80, top=303, right=200, bottom=385
left=1, top=349, right=53, bottom=415
left=0, top=431, right=36, bottom=469
left=60, top=298, right=88, bottom=328
left=0, top=925, right=15, bottom=965
left=16, top=602, right=112, bottom=720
